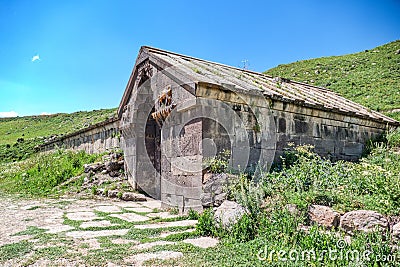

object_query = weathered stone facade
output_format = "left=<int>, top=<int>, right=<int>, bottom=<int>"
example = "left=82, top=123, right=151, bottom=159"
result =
left=41, top=118, right=121, bottom=154
left=117, top=46, right=399, bottom=212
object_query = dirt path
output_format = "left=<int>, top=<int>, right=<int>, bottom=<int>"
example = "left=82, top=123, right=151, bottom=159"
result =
left=0, top=195, right=218, bottom=266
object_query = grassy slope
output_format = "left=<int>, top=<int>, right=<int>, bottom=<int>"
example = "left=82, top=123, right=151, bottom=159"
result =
left=264, top=40, right=400, bottom=119
left=0, top=108, right=116, bottom=162
left=0, top=108, right=117, bottom=145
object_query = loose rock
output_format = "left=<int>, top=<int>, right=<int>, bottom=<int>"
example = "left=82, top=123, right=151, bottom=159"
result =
left=214, top=200, right=247, bottom=229
left=84, top=162, right=104, bottom=173
left=121, top=192, right=147, bottom=202
left=392, top=222, right=400, bottom=238
left=105, top=161, right=121, bottom=173
left=340, top=210, right=388, bottom=233
left=308, top=205, right=340, bottom=229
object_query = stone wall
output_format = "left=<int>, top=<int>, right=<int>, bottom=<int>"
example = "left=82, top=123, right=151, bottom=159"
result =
left=41, top=118, right=121, bottom=154
left=270, top=101, right=387, bottom=161
left=196, top=83, right=390, bottom=164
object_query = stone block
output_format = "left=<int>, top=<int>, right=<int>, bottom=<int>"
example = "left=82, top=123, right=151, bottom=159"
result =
left=161, top=194, right=184, bottom=212
left=170, top=155, right=202, bottom=175
left=343, top=142, right=363, bottom=156
left=184, top=198, right=203, bottom=212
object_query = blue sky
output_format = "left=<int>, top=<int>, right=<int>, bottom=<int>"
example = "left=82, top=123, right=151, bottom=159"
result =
left=0, top=0, right=399, bottom=117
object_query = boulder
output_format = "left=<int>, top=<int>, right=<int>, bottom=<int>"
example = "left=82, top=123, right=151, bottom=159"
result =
left=203, top=173, right=213, bottom=184
left=340, top=210, right=388, bottom=233
left=308, top=205, right=340, bottom=229
left=214, top=200, right=247, bottom=229
left=392, top=222, right=400, bottom=238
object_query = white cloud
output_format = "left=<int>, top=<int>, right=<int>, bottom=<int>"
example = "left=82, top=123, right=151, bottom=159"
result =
left=0, top=111, right=19, bottom=118
left=31, top=54, right=40, bottom=62
left=40, top=112, right=51, bottom=116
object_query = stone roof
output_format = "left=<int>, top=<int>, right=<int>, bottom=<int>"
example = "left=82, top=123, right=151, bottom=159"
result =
left=119, top=46, right=399, bottom=125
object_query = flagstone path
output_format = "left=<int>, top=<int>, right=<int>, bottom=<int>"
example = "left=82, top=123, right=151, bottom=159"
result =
left=0, top=195, right=218, bottom=266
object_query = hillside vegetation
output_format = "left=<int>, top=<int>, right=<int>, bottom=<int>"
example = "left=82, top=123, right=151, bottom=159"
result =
left=265, top=40, right=400, bottom=120
left=0, top=108, right=116, bottom=163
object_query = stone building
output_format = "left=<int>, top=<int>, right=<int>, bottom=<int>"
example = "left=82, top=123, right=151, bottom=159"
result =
left=117, top=46, right=399, bottom=212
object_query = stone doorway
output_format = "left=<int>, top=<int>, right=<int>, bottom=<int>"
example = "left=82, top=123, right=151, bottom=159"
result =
left=144, top=109, right=161, bottom=199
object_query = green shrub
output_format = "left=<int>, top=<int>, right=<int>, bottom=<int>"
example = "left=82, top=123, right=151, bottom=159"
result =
left=196, top=208, right=216, bottom=236
left=229, top=173, right=264, bottom=219
left=227, top=213, right=257, bottom=242
left=188, top=208, right=199, bottom=220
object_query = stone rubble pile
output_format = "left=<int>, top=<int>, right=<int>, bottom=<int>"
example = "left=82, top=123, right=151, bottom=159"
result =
left=81, top=152, right=146, bottom=202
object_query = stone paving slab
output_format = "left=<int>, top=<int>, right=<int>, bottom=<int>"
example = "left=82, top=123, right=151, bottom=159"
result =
left=44, top=224, right=75, bottom=234
left=135, top=240, right=176, bottom=250
left=110, top=213, right=149, bottom=222
left=139, top=200, right=161, bottom=210
left=159, top=228, right=196, bottom=238
left=93, top=205, right=122, bottom=213
left=125, top=251, right=183, bottom=266
left=66, top=211, right=99, bottom=221
left=66, top=229, right=129, bottom=239
left=134, top=220, right=197, bottom=229
left=64, top=206, right=94, bottom=212
left=124, top=207, right=153, bottom=213
left=113, top=202, right=143, bottom=208
left=147, top=212, right=181, bottom=219
left=183, top=237, right=219, bottom=248
left=80, top=220, right=115, bottom=229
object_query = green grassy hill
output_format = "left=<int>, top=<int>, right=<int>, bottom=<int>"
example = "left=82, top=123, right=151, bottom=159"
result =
left=264, top=40, right=400, bottom=120
left=0, top=108, right=116, bottom=162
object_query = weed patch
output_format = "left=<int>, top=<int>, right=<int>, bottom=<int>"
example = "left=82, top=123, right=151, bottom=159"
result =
left=0, top=241, right=33, bottom=262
